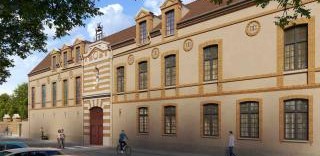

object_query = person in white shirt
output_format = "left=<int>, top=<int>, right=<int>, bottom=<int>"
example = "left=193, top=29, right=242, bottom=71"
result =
left=228, top=131, right=236, bottom=156
left=60, top=128, right=65, bottom=149
left=57, top=129, right=61, bottom=148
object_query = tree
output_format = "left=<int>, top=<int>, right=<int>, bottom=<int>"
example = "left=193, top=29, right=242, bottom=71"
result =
left=11, top=83, right=28, bottom=119
left=209, top=0, right=314, bottom=27
left=0, top=83, right=28, bottom=120
left=0, top=93, right=11, bottom=120
left=0, top=1, right=102, bottom=84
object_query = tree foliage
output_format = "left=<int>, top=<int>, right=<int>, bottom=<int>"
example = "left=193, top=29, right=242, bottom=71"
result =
left=0, top=0, right=102, bottom=84
left=209, top=0, right=314, bottom=27
left=0, top=83, right=28, bottom=120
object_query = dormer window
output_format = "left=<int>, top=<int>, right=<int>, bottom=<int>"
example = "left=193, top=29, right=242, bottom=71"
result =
left=166, top=10, right=175, bottom=36
left=63, top=51, right=68, bottom=67
left=52, top=56, right=57, bottom=70
left=139, top=21, right=148, bottom=44
left=135, top=9, right=153, bottom=46
left=75, top=46, right=81, bottom=63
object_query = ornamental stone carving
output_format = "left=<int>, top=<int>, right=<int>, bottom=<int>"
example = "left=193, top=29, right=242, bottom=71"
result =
left=128, top=54, right=134, bottom=65
left=183, top=39, right=193, bottom=52
left=151, top=48, right=159, bottom=59
left=245, top=21, right=261, bottom=37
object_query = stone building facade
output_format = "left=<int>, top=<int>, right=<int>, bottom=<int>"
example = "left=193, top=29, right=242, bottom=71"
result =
left=28, top=0, right=320, bottom=155
left=82, top=40, right=112, bottom=146
left=28, top=39, right=87, bottom=143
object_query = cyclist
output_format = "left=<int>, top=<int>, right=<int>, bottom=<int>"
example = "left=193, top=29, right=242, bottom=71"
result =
left=119, top=130, right=129, bottom=153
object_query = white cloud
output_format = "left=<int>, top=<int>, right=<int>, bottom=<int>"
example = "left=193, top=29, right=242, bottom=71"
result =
left=0, top=53, right=45, bottom=95
left=143, top=0, right=164, bottom=15
left=87, top=4, right=134, bottom=40
left=182, top=0, right=196, bottom=4
left=143, top=0, right=196, bottom=15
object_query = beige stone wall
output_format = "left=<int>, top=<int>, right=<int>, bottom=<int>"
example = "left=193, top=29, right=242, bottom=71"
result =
left=29, top=107, right=83, bottom=142
left=21, top=120, right=29, bottom=138
left=111, top=1, right=320, bottom=155
left=112, top=1, right=320, bottom=103
left=0, top=121, right=22, bottom=137
left=113, top=89, right=320, bottom=155
left=28, top=40, right=86, bottom=143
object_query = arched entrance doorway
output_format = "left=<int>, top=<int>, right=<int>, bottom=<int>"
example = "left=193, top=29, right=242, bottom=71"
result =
left=90, top=107, right=103, bottom=145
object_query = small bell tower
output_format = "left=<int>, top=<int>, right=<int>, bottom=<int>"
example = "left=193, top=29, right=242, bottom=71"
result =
left=95, top=23, right=103, bottom=41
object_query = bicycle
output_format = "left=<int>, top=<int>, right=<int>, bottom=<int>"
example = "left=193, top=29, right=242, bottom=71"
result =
left=116, top=143, right=132, bottom=156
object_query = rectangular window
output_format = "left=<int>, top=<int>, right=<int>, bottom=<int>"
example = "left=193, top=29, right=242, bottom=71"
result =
left=164, top=106, right=176, bottom=135
left=31, top=87, right=35, bottom=108
left=139, top=61, right=148, bottom=90
left=203, top=104, right=219, bottom=136
left=166, top=10, right=175, bottom=36
left=52, top=56, right=57, bottom=70
left=63, top=52, right=68, bottom=67
left=75, top=47, right=81, bottom=63
left=117, top=67, right=125, bottom=92
left=63, top=80, right=68, bottom=106
left=41, top=85, right=46, bottom=107
left=75, top=77, right=81, bottom=105
left=284, top=99, right=308, bottom=140
left=165, top=55, right=176, bottom=86
left=138, top=107, right=148, bottom=133
left=139, top=21, right=148, bottom=44
left=284, top=25, right=308, bottom=71
left=52, top=82, right=57, bottom=107
left=203, top=45, right=218, bottom=81
left=240, top=101, right=259, bottom=138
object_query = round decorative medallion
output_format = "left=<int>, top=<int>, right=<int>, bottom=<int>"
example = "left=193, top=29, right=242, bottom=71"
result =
left=128, top=54, right=134, bottom=65
left=151, top=48, right=159, bottom=59
left=183, top=39, right=193, bottom=52
left=245, top=21, right=261, bottom=36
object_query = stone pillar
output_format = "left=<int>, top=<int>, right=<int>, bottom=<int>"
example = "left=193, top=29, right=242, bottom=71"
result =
left=3, top=114, right=11, bottom=122
left=12, top=114, right=21, bottom=122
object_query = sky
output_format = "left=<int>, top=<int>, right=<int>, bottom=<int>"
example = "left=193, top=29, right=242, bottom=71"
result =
left=0, top=0, right=195, bottom=95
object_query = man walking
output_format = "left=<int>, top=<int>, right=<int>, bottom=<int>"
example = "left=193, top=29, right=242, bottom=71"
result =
left=57, top=129, right=61, bottom=148
left=60, top=129, right=65, bottom=149
left=228, top=131, right=236, bottom=156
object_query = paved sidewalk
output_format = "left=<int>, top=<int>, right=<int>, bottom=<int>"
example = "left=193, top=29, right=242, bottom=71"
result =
left=0, top=136, right=212, bottom=156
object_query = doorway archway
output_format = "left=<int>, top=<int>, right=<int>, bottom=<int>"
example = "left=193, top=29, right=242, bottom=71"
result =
left=90, top=107, right=103, bottom=145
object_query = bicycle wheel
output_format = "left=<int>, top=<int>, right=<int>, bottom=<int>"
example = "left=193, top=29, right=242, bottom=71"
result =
left=125, top=146, right=132, bottom=156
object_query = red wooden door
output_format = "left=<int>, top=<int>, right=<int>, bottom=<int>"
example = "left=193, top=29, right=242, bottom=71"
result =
left=90, top=107, right=103, bottom=145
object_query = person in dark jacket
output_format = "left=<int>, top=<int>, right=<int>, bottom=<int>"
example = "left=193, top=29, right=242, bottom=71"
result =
left=119, top=130, right=128, bottom=153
